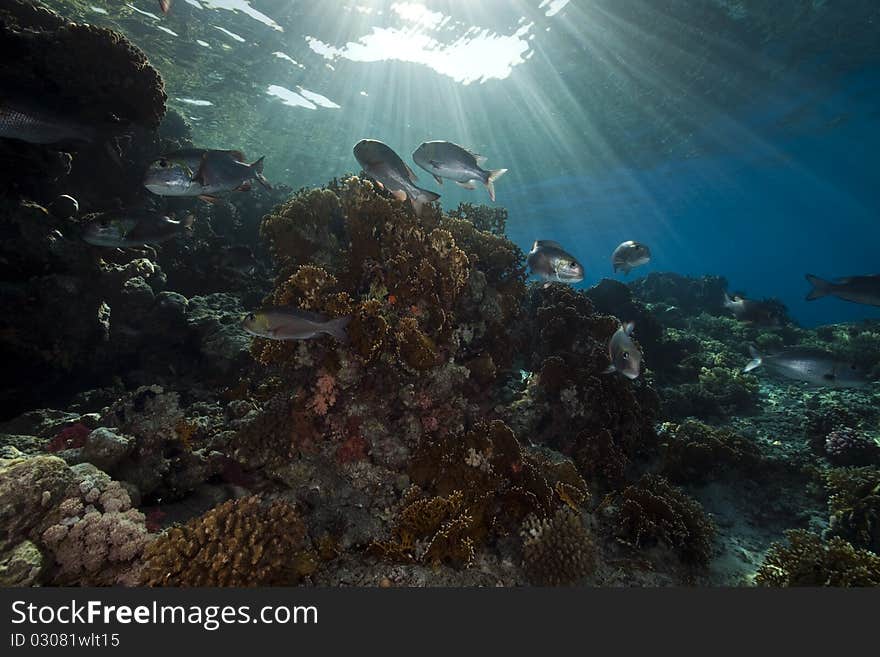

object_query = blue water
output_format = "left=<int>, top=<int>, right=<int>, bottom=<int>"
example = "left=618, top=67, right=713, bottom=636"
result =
left=501, top=68, right=880, bottom=327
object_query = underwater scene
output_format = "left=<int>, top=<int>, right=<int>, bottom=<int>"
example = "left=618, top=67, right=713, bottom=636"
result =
left=1, top=0, right=879, bottom=588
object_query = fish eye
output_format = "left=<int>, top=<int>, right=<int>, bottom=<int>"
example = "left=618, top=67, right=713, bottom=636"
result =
left=158, top=158, right=169, bottom=168
left=622, top=351, right=629, bottom=360
left=245, top=313, right=255, bottom=321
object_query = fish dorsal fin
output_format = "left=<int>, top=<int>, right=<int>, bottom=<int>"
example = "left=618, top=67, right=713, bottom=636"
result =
left=535, top=240, right=563, bottom=249
left=404, top=163, right=419, bottom=184
left=624, top=322, right=635, bottom=336
left=270, top=306, right=329, bottom=323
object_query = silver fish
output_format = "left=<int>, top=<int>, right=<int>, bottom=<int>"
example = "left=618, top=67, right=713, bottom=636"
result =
left=744, top=345, right=871, bottom=388
left=82, top=212, right=194, bottom=247
left=412, top=141, right=508, bottom=202
left=605, top=322, right=642, bottom=380
left=242, top=308, right=350, bottom=343
left=805, top=273, right=880, bottom=307
left=723, top=292, right=782, bottom=326
left=144, top=149, right=270, bottom=201
left=527, top=240, right=584, bottom=284
left=612, top=240, right=651, bottom=275
left=353, top=139, right=440, bottom=214
left=0, top=99, right=95, bottom=145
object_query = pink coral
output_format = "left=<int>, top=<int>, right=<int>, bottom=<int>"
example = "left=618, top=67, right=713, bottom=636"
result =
left=40, top=478, right=149, bottom=586
left=307, top=370, right=338, bottom=417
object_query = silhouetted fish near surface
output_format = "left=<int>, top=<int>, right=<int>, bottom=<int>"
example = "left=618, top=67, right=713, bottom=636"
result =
left=353, top=139, right=440, bottom=214
left=612, top=240, right=651, bottom=275
left=82, top=211, right=194, bottom=247
left=805, top=273, right=880, bottom=307
left=527, top=240, right=584, bottom=285
left=744, top=345, right=871, bottom=388
left=0, top=98, right=95, bottom=145
left=605, top=322, right=642, bottom=379
left=242, top=308, right=350, bottom=343
left=144, top=149, right=271, bottom=202
left=412, top=140, right=508, bottom=202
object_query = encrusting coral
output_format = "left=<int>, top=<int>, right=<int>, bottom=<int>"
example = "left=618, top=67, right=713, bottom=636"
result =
left=140, top=496, right=314, bottom=587
left=755, top=530, right=880, bottom=586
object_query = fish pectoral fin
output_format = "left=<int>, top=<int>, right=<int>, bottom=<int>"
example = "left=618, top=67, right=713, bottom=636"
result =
left=433, top=174, right=444, bottom=185
left=429, top=159, right=442, bottom=170
left=375, top=180, right=385, bottom=190
left=235, top=181, right=252, bottom=192
left=198, top=194, right=220, bottom=204
left=455, top=180, right=477, bottom=190
left=193, top=152, right=211, bottom=186
left=603, top=365, right=616, bottom=375
left=404, top=163, right=419, bottom=183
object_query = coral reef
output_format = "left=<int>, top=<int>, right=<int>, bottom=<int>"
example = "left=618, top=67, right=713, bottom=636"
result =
left=755, top=530, right=880, bottom=586
left=824, top=467, right=880, bottom=554
left=521, top=508, right=596, bottom=586
left=823, top=428, right=880, bottom=467
left=0, top=450, right=149, bottom=586
left=141, top=496, right=314, bottom=587
left=606, top=474, right=716, bottom=565
left=659, top=420, right=766, bottom=484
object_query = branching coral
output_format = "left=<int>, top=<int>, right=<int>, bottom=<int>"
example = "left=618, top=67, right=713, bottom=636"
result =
left=141, top=496, right=314, bottom=587
left=521, top=508, right=596, bottom=586
left=824, top=467, right=880, bottom=554
left=609, top=474, right=716, bottom=565
left=373, top=420, right=590, bottom=567
left=755, top=530, right=880, bottom=586
left=659, top=420, right=765, bottom=483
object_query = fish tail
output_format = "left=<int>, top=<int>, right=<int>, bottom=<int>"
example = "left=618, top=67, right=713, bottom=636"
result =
left=251, top=156, right=272, bottom=190
left=485, top=169, right=508, bottom=202
left=325, top=316, right=352, bottom=344
left=805, top=273, right=831, bottom=301
left=411, top=189, right=440, bottom=215
left=743, top=345, right=762, bottom=373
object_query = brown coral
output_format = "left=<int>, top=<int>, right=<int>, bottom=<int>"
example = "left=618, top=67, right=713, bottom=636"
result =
left=141, top=496, right=313, bottom=587
left=521, top=508, right=596, bottom=586
left=610, top=474, right=715, bottom=565
left=755, top=530, right=880, bottom=587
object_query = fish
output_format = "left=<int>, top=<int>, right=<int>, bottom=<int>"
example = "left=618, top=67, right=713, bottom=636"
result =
left=353, top=139, right=440, bottom=214
left=605, top=322, right=642, bottom=380
left=723, top=292, right=782, bottom=326
left=743, top=345, right=871, bottom=388
left=526, top=240, right=584, bottom=285
left=805, top=273, right=880, bottom=307
left=82, top=211, right=194, bottom=247
left=158, top=0, right=172, bottom=14
left=242, top=308, right=351, bottom=343
left=144, top=149, right=271, bottom=202
left=612, top=240, right=651, bottom=275
left=412, top=141, right=508, bottom=202
left=0, top=98, right=95, bottom=145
